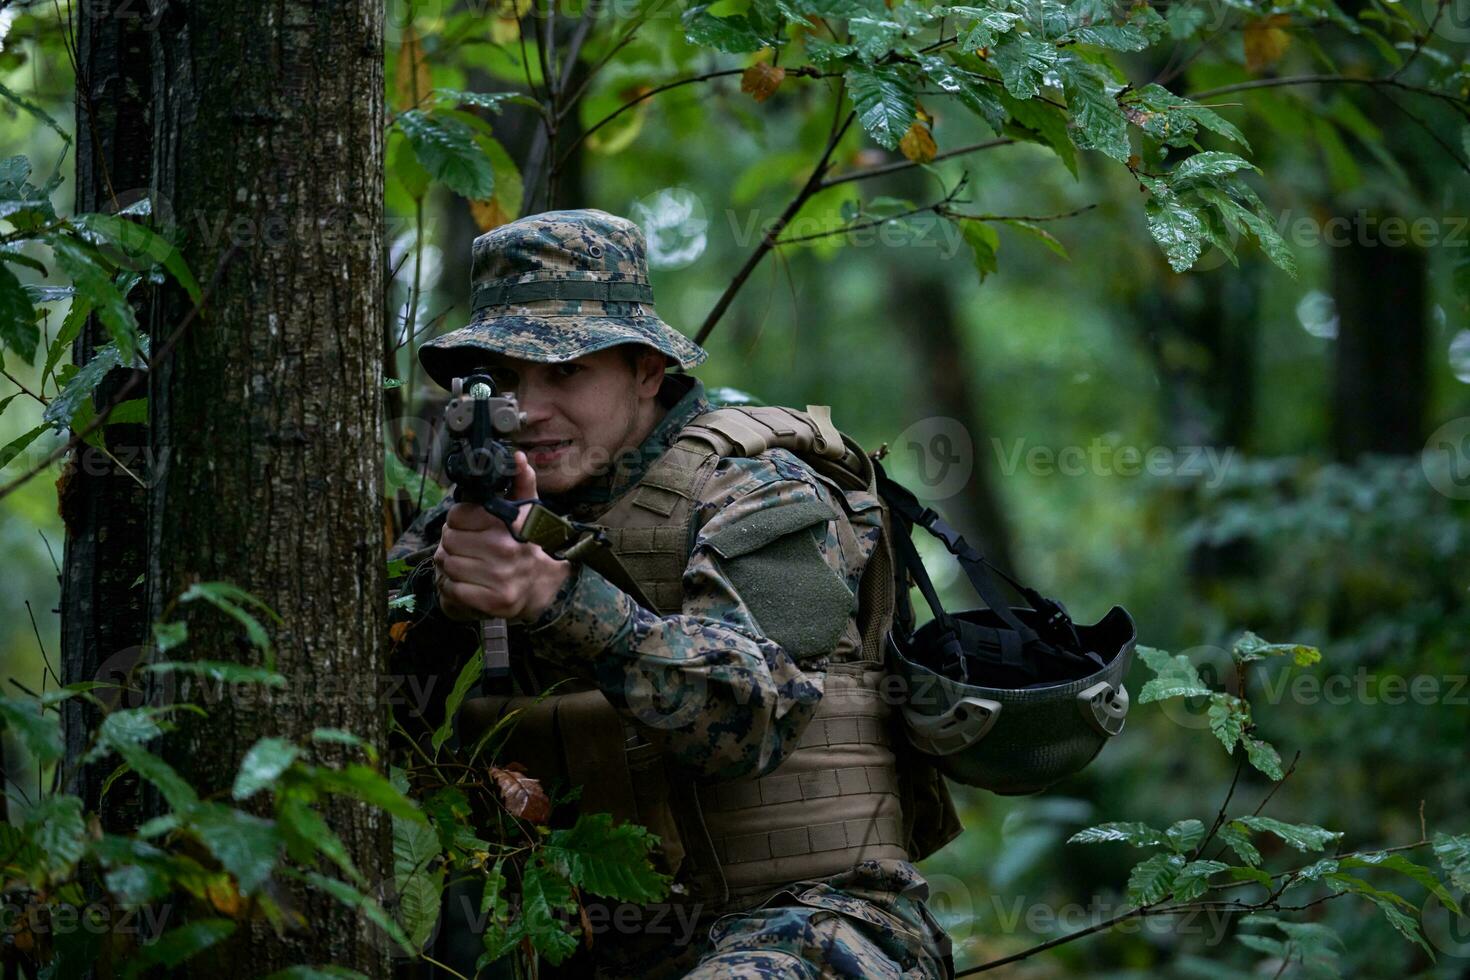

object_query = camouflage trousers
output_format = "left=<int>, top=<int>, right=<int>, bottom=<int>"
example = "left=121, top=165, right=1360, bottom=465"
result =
left=591, top=861, right=954, bottom=980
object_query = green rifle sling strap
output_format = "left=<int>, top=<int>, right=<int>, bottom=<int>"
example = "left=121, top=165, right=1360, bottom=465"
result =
left=518, top=501, right=660, bottom=611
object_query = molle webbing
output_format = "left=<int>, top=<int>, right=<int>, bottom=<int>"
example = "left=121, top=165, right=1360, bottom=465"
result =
left=694, top=665, right=908, bottom=903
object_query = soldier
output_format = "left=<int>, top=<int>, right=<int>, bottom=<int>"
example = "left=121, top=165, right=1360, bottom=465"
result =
left=389, top=208, right=958, bottom=979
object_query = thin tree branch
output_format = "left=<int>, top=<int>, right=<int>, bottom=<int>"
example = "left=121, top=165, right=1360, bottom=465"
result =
left=1187, top=73, right=1470, bottom=120
left=694, top=109, right=857, bottom=346
left=817, top=137, right=1017, bottom=190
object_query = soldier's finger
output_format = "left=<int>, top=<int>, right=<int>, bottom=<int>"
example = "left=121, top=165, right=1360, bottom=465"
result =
left=510, top=451, right=539, bottom=536
left=445, top=501, right=496, bottom=532
left=440, top=521, right=518, bottom=561
left=438, top=579, right=503, bottom=620
left=435, top=553, right=512, bottom=591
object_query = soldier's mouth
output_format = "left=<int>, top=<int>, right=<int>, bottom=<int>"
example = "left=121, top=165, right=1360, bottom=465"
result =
left=520, top=440, right=573, bottom=464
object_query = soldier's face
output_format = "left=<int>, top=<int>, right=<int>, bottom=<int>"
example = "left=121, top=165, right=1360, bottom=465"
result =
left=481, top=347, right=666, bottom=495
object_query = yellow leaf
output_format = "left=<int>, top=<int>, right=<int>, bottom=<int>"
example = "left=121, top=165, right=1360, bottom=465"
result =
left=900, top=120, right=937, bottom=163
left=741, top=63, right=786, bottom=103
left=394, top=24, right=431, bottom=111
left=470, top=197, right=513, bottom=232
left=1244, top=14, right=1293, bottom=72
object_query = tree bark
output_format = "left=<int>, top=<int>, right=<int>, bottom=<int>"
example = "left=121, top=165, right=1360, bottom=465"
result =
left=1330, top=223, right=1428, bottom=459
left=62, top=0, right=154, bottom=833
left=147, top=0, right=390, bottom=973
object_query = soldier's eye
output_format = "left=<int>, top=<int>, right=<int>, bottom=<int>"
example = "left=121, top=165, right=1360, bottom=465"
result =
left=488, top=368, right=518, bottom=390
left=553, top=363, right=584, bottom=379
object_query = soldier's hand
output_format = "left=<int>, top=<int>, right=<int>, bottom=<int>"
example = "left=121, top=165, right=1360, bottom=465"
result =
left=434, top=450, right=573, bottom=624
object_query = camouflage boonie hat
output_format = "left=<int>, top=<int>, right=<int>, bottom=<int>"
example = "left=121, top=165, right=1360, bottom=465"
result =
left=419, top=208, right=708, bottom=389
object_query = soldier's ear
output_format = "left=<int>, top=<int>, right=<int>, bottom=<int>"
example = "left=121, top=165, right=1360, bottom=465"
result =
left=634, top=347, right=665, bottom=396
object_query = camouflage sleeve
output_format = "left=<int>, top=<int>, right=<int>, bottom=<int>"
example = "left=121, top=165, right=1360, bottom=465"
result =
left=387, top=497, right=481, bottom=741
left=519, top=449, right=880, bottom=783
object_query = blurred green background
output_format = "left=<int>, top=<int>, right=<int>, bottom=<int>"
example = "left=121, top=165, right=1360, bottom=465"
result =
left=3, top=0, right=1468, bottom=974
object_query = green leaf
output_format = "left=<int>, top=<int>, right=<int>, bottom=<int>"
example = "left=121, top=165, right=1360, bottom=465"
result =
left=1227, top=865, right=1275, bottom=889
left=42, top=336, right=149, bottom=433
left=27, top=795, right=87, bottom=875
left=1236, top=932, right=1288, bottom=957
left=50, top=237, right=140, bottom=365
left=1235, top=816, right=1341, bottom=852
left=1244, top=736, right=1284, bottom=780
left=397, top=110, right=495, bottom=199
left=147, top=659, right=286, bottom=687
left=1172, top=859, right=1229, bottom=901
left=432, top=652, right=484, bottom=754
left=121, top=919, right=235, bottom=980
left=1165, top=818, right=1206, bottom=854
left=1126, top=852, right=1185, bottom=905
left=998, top=90, right=1078, bottom=178
left=73, top=213, right=201, bottom=304
left=1136, top=646, right=1213, bottom=702
left=297, top=869, right=415, bottom=956
left=0, top=263, right=38, bottom=363
left=521, top=856, right=580, bottom=964
left=1433, top=832, right=1470, bottom=891
left=265, top=969, right=370, bottom=980
left=682, top=6, right=768, bottom=53
left=1060, top=57, right=1129, bottom=163
left=1232, top=631, right=1321, bottom=666
left=0, top=81, right=69, bottom=145
left=990, top=32, right=1057, bottom=100
left=153, top=621, right=188, bottom=654
left=956, top=7, right=1024, bottom=50
left=179, top=581, right=283, bottom=652
left=1173, top=151, right=1259, bottom=186
left=114, top=739, right=200, bottom=812
left=393, top=813, right=444, bottom=951
left=1067, top=821, right=1166, bottom=847
left=1325, top=872, right=1433, bottom=957
left=999, top=218, right=1069, bottom=259
left=433, top=88, right=540, bottom=113
left=1207, top=693, right=1248, bottom=754
left=233, top=737, right=302, bottom=800
left=544, top=812, right=671, bottom=904
left=188, top=801, right=282, bottom=895
left=0, top=425, right=45, bottom=471
left=478, top=859, right=519, bottom=964
left=1124, top=84, right=1249, bottom=149
left=278, top=793, right=362, bottom=885
left=1339, top=852, right=1460, bottom=914
left=918, top=53, right=1006, bottom=134
left=958, top=219, right=1000, bottom=282
left=1218, top=821, right=1261, bottom=866
left=845, top=64, right=917, bottom=150
left=310, top=764, right=426, bottom=822
left=1143, top=191, right=1206, bottom=273
left=310, top=727, right=379, bottom=763
left=0, top=695, right=63, bottom=763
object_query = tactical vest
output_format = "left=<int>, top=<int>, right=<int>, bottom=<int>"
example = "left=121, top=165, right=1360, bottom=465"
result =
left=459, top=405, right=961, bottom=913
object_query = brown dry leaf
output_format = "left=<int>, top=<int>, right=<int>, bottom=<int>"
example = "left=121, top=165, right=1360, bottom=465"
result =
left=389, top=621, right=411, bottom=643
left=741, top=63, right=786, bottom=103
left=1243, top=14, right=1292, bottom=72
left=489, top=763, right=551, bottom=823
left=470, top=196, right=514, bottom=232
left=394, top=24, right=431, bottom=111
left=900, top=121, right=937, bottom=164
left=206, top=876, right=246, bottom=918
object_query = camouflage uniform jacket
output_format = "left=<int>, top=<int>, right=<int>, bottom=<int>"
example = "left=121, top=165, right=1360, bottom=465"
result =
left=387, top=373, right=952, bottom=977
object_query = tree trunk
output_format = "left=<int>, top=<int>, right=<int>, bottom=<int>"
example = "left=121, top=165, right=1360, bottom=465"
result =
left=147, top=0, right=390, bottom=973
left=61, top=0, right=154, bottom=832
left=1330, top=224, right=1428, bottom=459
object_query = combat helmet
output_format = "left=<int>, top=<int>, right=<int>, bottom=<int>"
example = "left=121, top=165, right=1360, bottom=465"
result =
left=878, top=465, right=1137, bottom=795
left=419, top=208, right=706, bottom=387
